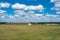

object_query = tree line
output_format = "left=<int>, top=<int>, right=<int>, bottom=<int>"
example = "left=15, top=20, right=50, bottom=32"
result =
left=0, top=22, right=60, bottom=25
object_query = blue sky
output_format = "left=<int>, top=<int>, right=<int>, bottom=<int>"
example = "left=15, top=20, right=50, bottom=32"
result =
left=0, top=0, right=60, bottom=22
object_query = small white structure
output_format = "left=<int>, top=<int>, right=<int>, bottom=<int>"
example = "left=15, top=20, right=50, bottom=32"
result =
left=28, top=23, right=31, bottom=25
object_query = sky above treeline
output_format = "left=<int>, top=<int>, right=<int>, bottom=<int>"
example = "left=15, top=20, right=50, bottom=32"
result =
left=0, top=0, right=60, bottom=22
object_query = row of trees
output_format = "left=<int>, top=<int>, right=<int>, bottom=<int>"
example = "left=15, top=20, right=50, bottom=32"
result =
left=31, top=22, right=60, bottom=24
left=0, top=22, right=60, bottom=25
left=0, top=22, right=7, bottom=24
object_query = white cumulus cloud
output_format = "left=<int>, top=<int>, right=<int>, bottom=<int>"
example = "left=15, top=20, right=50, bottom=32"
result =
left=35, top=14, right=43, bottom=16
left=11, top=3, right=44, bottom=12
left=0, top=10, right=8, bottom=21
left=51, top=0, right=60, bottom=11
left=0, top=2, right=11, bottom=8
left=12, top=3, right=26, bottom=9
left=0, top=10, right=6, bottom=13
left=56, top=11, right=60, bottom=14
left=51, top=0, right=60, bottom=15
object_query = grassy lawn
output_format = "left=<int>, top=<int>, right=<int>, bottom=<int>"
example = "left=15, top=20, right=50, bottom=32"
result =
left=0, top=25, right=60, bottom=40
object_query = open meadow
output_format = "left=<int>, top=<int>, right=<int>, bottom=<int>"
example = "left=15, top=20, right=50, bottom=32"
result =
left=0, top=25, right=60, bottom=40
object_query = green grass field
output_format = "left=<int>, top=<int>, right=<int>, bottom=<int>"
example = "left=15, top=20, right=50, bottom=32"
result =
left=0, top=25, right=60, bottom=40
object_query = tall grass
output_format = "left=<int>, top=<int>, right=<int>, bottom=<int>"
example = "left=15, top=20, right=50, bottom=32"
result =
left=0, top=25, right=60, bottom=40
